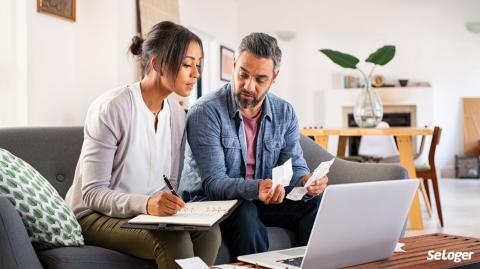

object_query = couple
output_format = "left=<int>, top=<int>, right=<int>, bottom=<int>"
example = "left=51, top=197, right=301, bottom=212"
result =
left=65, top=21, right=328, bottom=269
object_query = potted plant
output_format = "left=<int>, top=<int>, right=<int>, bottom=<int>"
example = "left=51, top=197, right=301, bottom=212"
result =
left=319, top=45, right=396, bottom=128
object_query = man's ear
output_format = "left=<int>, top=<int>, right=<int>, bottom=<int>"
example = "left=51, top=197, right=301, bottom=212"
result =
left=271, top=70, right=280, bottom=84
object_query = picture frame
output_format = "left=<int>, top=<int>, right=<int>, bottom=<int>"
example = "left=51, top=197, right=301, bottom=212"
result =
left=37, top=0, right=76, bottom=22
left=220, top=45, right=234, bottom=82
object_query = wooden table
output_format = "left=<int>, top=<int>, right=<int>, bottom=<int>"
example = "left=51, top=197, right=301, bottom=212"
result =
left=301, top=128, right=434, bottom=230
left=347, top=233, right=480, bottom=268
left=227, top=233, right=480, bottom=269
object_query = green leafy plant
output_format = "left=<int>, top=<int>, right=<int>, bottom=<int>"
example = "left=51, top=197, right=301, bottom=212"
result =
left=319, top=45, right=396, bottom=84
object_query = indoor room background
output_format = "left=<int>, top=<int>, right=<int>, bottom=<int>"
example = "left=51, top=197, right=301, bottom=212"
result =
left=1, top=0, right=479, bottom=178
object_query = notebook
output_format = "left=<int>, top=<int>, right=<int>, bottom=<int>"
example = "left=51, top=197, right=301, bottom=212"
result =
left=121, top=200, right=239, bottom=231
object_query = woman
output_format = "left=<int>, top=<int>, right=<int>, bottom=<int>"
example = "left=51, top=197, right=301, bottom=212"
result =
left=65, top=21, right=221, bottom=268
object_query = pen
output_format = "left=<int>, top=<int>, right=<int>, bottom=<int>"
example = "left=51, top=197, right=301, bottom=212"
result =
left=163, top=175, right=179, bottom=197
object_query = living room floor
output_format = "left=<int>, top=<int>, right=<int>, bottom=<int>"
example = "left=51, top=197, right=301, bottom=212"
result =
left=405, top=178, right=480, bottom=238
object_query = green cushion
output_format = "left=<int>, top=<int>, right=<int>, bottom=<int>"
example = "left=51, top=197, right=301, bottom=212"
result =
left=415, top=164, right=431, bottom=172
left=0, top=148, right=84, bottom=250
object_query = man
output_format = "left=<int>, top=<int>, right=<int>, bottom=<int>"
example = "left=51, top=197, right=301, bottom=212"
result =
left=179, top=33, right=327, bottom=257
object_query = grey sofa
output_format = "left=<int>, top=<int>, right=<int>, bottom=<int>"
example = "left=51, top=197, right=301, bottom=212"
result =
left=0, top=127, right=408, bottom=269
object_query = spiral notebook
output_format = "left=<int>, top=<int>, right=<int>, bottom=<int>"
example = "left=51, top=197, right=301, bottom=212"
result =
left=121, top=200, right=240, bottom=231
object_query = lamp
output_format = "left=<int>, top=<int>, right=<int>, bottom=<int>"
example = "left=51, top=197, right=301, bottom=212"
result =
left=466, top=22, right=480, bottom=34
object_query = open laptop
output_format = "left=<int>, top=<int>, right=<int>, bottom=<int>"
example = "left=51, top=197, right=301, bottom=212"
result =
left=238, top=179, right=419, bottom=269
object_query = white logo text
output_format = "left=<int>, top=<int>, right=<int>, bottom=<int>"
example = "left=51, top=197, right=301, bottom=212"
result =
left=427, top=250, right=474, bottom=263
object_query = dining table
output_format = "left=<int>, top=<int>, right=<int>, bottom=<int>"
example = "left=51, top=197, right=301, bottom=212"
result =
left=301, top=127, right=434, bottom=230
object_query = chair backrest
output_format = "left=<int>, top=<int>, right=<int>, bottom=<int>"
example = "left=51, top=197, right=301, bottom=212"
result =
left=358, top=121, right=400, bottom=158
left=413, top=135, right=426, bottom=160
left=428, top=126, right=442, bottom=167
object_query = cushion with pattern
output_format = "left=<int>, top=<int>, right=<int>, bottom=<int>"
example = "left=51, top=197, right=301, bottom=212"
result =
left=0, top=148, right=84, bottom=250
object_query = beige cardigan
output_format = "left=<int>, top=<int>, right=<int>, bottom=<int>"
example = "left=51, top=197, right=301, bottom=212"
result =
left=65, top=83, right=186, bottom=219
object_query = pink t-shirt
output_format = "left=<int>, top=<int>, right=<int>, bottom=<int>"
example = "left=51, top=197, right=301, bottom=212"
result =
left=243, top=112, right=262, bottom=179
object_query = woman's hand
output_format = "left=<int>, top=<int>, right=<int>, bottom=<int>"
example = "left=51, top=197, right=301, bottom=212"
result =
left=146, top=192, right=185, bottom=216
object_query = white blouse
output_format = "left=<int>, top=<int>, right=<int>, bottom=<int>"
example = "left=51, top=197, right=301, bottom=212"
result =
left=115, top=82, right=172, bottom=195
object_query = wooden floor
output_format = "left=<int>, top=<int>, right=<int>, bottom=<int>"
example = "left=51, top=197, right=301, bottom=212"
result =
left=405, top=178, right=480, bottom=238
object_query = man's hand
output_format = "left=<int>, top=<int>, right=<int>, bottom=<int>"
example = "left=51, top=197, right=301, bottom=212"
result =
left=259, top=179, right=285, bottom=205
left=147, top=192, right=185, bottom=216
left=303, top=174, right=328, bottom=196
left=258, top=179, right=273, bottom=204
left=269, top=184, right=285, bottom=204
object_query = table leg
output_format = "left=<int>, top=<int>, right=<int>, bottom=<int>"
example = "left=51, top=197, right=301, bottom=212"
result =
left=396, top=135, right=424, bottom=230
left=314, top=135, right=329, bottom=150
left=337, top=136, right=347, bottom=157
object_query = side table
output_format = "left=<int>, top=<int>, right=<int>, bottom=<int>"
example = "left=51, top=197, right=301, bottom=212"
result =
left=226, top=233, right=480, bottom=269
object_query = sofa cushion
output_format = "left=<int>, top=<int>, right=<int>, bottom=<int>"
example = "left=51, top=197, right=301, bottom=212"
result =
left=0, top=149, right=84, bottom=249
left=37, top=245, right=155, bottom=269
left=215, top=227, right=295, bottom=264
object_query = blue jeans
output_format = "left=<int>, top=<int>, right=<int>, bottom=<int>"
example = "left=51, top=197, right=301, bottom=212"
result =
left=220, top=195, right=321, bottom=258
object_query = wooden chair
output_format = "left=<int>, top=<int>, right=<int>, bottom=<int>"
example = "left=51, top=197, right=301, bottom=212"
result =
left=416, top=126, right=444, bottom=227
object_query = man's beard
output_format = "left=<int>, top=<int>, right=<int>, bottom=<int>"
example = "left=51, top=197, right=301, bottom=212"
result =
left=235, top=88, right=268, bottom=109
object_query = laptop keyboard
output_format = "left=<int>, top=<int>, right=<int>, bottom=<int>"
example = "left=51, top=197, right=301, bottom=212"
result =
left=277, top=256, right=304, bottom=267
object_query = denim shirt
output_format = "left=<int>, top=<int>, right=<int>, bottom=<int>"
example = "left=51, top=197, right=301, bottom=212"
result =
left=178, top=83, right=310, bottom=202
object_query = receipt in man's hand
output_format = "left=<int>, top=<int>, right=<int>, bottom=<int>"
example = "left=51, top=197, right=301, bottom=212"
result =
left=286, top=158, right=335, bottom=201
left=272, top=158, right=293, bottom=187
left=305, top=158, right=335, bottom=187
left=286, top=187, right=308, bottom=201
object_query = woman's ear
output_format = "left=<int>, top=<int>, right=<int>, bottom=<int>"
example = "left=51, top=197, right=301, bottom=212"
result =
left=150, top=57, right=163, bottom=75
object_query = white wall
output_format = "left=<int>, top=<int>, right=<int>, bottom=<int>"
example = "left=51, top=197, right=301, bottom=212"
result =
left=26, top=0, right=138, bottom=126
left=179, top=0, right=240, bottom=91
left=1, top=0, right=237, bottom=127
left=0, top=0, right=27, bottom=126
left=0, top=0, right=138, bottom=127
left=233, top=0, right=480, bottom=175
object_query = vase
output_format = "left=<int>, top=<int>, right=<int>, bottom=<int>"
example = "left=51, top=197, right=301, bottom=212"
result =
left=353, top=78, right=383, bottom=128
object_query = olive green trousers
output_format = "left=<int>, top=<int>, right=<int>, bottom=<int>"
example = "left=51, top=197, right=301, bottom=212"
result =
left=79, top=213, right=221, bottom=269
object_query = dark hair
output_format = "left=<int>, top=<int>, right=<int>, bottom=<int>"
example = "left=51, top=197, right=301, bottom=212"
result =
left=129, top=21, right=203, bottom=82
left=236, top=32, right=282, bottom=71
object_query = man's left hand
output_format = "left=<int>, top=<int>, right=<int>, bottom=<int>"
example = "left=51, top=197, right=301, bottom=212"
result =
left=303, top=175, right=328, bottom=196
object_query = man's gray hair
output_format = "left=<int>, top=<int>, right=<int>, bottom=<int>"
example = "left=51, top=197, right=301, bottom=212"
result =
left=236, top=32, right=282, bottom=71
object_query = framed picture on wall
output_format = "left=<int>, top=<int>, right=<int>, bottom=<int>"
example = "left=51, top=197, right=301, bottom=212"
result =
left=220, top=45, right=234, bottom=82
left=37, top=0, right=76, bottom=22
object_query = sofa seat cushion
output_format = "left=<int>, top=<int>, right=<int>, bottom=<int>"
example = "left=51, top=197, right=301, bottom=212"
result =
left=38, top=245, right=156, bottom=269
left=0, top=149, right=83, bottom=249
left=215, top=227, right=295, bottom=264
left=266, top=227, right=296, bottom=250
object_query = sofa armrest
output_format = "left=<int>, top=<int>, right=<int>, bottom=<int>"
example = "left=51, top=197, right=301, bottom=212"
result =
left=0, top=196, right=43, bottom=269
left=300, top=135, right=408, bottom=184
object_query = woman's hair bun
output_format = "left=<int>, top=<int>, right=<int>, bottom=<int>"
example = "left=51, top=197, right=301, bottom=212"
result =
left=129, top=35, right=144, bottom=56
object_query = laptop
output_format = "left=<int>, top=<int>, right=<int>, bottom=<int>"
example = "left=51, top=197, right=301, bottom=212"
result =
left=238, top=179, right=419, bottom=269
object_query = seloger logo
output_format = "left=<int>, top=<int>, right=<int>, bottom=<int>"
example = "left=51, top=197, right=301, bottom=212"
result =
left=427, top=250, right=474, bottom=263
